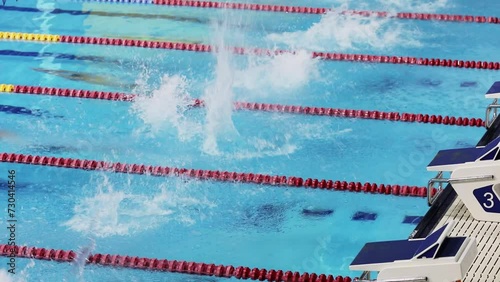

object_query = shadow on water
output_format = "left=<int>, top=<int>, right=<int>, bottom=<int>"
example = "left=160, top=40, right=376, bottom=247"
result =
left=0, top=104, right=63, bottom=118
left=2, top=50, right=173, bottom=78
left=0, top=180, right=30, bottom=190
left=24, top=145, right=80, bottom=154
left=0, top=129, right=85, bottom=156
left=418, top=78, right=442, bottom=87
left=240, top=204, right=286, bottom=232
left=455, top=140, right=475, bottom=148
left=0, top=5, right=207, bottom=24
left=32, top=68, right=138, bottom=89
left=0, top=5, right=264, bottom=32
left=0, top=49, right=122, bottom=65
left=301, top=208, right=334, bottom=218
left=364, top=77, right=402, bottom=93
left=237, top=203, right=336, bottom=231
left=460, top=81, right=478, bottom=88
left=0, top=104, right=42, bottom=116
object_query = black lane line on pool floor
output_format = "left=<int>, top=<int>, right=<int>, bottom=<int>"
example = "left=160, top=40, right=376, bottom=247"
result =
left=0, top=5, right=206, bottom=23
left=0, top=49, right=128, bottom=65
left=0, top=5, right=268, bottom=33
left=0, top=104, right=64, bottom=118
left=352, top=211, right=377, bottom=221
left=300, top=209, right=422, bottom=224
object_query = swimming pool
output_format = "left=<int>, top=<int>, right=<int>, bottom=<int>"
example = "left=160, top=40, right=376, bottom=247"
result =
left=1, top=0, right=499, bottom=281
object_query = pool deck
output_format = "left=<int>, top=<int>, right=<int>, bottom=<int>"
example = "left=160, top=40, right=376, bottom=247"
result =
left=411, top=116, right=500, bottom=281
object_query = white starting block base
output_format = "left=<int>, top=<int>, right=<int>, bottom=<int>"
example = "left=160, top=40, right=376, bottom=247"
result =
left=450, top=162, right=500, bottom=222
left=436, top=198, right=500, bottom=282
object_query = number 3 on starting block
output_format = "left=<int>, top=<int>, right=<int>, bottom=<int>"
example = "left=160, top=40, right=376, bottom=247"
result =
left=473, top=185, right=500, bottom=213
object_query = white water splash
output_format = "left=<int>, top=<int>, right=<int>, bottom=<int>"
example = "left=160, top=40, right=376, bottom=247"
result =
left=378, top=0, right=449, bottom=13
left=327, top=0, right=449, bottom=13
left=0, top=270, right=15, bottom=282
left=200, top=13, right=318, bottom=155
left=201, top=20, right=238, bottom=156
left=131, top=74, right=202, bottom=140
left=267, top=9, right=422, bottom=52
left=132, top=60, right=155, bottom=96
left=131, top=11, right=321, bottom=158
left=233, top=50, right=320, bottom=95
left=228, top=136, right=298, bottom=160
left=64, top=176, right=215, bottom=237
left=0, top=260, right=35, bottom=282
left=72, top=240, right=95, bottom=281
left=298, top=124, right=353, bottom=140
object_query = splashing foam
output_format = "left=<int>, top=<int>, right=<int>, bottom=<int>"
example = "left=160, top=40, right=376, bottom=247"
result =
left=377, top=0, right=449, bottom=13
left=132, top=60, right=155, bottom=95
left=328, top=0, right=449, bottom=13
left=233, top=50, right=319, bottom=95
left=0, top=270, right=15, bottom=282
left=229, top=136, right=298, bottom=160
left=298, top=123, right=353, bottom=140
left=0, top=261, right=34, bottom=282
left=64, top=176, right=214, bottom=237
left=72, top=240, right=96, bottom=281
left=201, top=14, right=319, bottom=154
left=131, top=74, right=202, bottom=140
left=132, top=13, right=320, bottom=158
left=201, top=21, right=238, bottom=155
left=268, top=10, right=422, bottom=52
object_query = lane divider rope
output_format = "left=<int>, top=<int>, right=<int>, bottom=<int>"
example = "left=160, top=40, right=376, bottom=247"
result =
left=1, top=31, right=500, bottom=71
left=0, top=84, right=486, bottom=127
left=0, top=153, right=435, bottom=198
left=75, top=0, right=500, bottom=24
left=0, top=244, right=352, bottom=282
left=154, top=0, right=500, bottom=24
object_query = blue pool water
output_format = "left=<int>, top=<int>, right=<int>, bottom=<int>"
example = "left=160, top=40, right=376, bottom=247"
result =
left=1, top=0, right=500, bottom=281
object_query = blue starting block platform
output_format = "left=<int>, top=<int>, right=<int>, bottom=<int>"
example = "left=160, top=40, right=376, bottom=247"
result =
left=427, top=134, right=500, bottom=222
left=350, top=221, right=477, bottom=282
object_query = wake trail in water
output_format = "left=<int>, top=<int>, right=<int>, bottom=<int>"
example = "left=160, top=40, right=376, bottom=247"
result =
left=267, top=9, right=422, bottom=52
left=64, top=175, right=216, bottom=238
left=267, top=0, right=450, bottom=52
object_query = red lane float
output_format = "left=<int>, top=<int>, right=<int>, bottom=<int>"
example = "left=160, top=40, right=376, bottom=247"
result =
left=234, top=101, right=486, bottom=127
left=2, top=32, right=500, bottom=70
left=9, top=84, right=486, bottom=127
left=55, top=34, right=500, bottom=70
left=0, top=153, right=434, bottom=198
left=152, top=0, right=500, bottom=25
left=0, top=244, right=352, bottom=282
left=11, top=84, right=137, bottom=101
